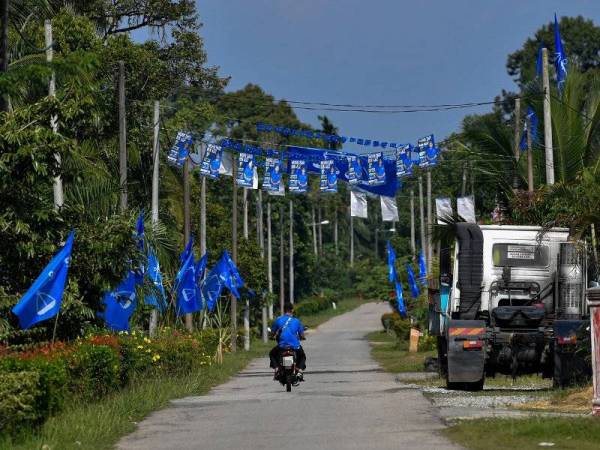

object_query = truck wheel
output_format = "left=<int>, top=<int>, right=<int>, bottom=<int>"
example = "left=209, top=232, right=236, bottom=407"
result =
left=437, top=337, right=448, bottom=377
left=464, top=377, right=485, bottom=392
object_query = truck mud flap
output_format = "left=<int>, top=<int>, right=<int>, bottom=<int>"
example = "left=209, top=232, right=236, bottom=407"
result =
left=446, top=319, right=486, bottom=383
left=553, top=320, right=592, bottom=388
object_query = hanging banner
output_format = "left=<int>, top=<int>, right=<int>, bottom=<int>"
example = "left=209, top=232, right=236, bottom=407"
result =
left=199, top=143, right=223, bottom=179
left=435, top=197, right=453, bottom=224
left=457, top=195, right=476, bottom=223
left=289, top=159, right=308, bottom=193
left=417, top=134, right=438, bottom=168
left=346, top=155, right=364, bottom=185
left=320, top=159, right=338, bottom=193
left=263, top=157, right=282, bottom=192
left=396, top=144, right=414, bottom=178
left=368, top=152, right=386, bottom=186
left=350, top=190, right=368, bottom=218
left=219, top=150, right=233, bottom=176
left=236, top=152, right=255, bottom=188
left=380, top=196, right=399, bottom=222
left=167, top=131, right=193, bottom=168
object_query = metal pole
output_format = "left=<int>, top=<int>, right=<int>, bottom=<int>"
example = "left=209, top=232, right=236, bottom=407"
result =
left=279, top=205, right=285, bottom=315
left=289, top=200, right=294, bottom=304
left=527, top=114, right=534, bottom=193
left=426, top=171, right=432, bottom=274
left=350, top=210, right=354, bottom=268
left=542, top=47, right=555, bottom=185
left=183, top=157, right=192, bottom=332
left=312, top=206, right=318, bottom=256
left=231, top=157, right=238, bottom=352
left=45, top=20, right=63, bottom=210
left=149, top=100, right=160, bottom=337
left=267, top=201, right=273, bottom=319
left=243, top=188, right=249, bottom=240
left=118, top=61, right=127, bottom=212
left=418, top=175, right=426, bottom=266
left=410, top=189, right=416, bottom=259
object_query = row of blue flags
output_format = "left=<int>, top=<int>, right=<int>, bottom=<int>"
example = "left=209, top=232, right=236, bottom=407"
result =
left=386, top=241, right=406, bottom=318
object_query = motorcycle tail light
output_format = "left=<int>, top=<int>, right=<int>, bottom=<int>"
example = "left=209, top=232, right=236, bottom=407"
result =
left=463, top=340, right=483, bottom=350
left=557, top=335, right=577, bottom=345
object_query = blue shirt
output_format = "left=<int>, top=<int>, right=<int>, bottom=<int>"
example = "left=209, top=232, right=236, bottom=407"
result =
left=272, top=314, right=304, bottom=349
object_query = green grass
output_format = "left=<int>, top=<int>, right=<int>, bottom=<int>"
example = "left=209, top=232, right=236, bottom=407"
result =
left=299, top=296, right=368, bottom=329
left=444, top=417, right=600, bottom=450
left=0, top=341, right=270, bottom=450
left=367, top=330, right=436, bottom=373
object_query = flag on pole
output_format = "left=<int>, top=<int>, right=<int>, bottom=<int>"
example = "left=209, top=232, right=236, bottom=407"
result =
left=145, top=250, right=166, bottom=311
left=12, top=231, right=75, bottom=329
left=380, top=196, right=399, bottom=222
left=405, top=263, right=420, bottom=298
left=554, top=14, right=568, bottom=91
left=350, top=190, right=368, bottom=218
left=520, top=107, right=539, bottom=151
left=179, top=237, right=194, bottom=264
left=394, top=280, right=407, bottom=318
left=418, top=250, right=427, bottom=285
left=386, top=240, right=397, bottom=282
left=202, top=263, right=224, bottom=312
left=536, top=43, right=543, bottom=78
left=100, top=271, right=137, bottom=331
left=134, top=212, right=145, bottom=284
left=175, top=252, right=202, bottom=315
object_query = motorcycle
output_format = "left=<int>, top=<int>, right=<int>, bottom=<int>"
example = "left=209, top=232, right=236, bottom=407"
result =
left=275, top=347, right=301, bottom=392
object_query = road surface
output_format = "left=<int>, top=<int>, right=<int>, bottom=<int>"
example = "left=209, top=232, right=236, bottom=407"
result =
left=118, top=302, right=461, bottom=450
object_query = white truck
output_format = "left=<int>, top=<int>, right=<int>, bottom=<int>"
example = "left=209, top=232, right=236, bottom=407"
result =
left=429, top=224, right=592, bottom=390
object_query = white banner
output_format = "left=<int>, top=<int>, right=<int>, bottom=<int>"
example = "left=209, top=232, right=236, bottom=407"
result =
left=350, top=191, right=368, bottom=218
left=380, top=196, right=398, bottom=222
left=435, top=197, right=453, bottom=224
left=219, top=151, right=233, bottom=176
left=457, top=195, right=476, bottom=223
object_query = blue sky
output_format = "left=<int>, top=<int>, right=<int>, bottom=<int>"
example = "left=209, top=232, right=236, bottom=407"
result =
left=176, top=1, right=600, bottom=145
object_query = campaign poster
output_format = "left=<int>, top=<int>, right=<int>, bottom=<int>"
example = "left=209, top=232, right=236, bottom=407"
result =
left=368, top=152, right=386, bottom=186
left=167, top=131, right=193, bottom=168
left=320, top=159, right=338, bottom=193
left=396, top=144, right=413, bottom=178
left=417, top=134, right=438, bottom=168
left=199, top=143, right=223, bottom=179
left=346, top=155, right=363, bottom=185
left=263, top=157, right=282, bottom=192
left=236, top=152, right=255, bottom=188
left=289, top=159, right=308, bottom=193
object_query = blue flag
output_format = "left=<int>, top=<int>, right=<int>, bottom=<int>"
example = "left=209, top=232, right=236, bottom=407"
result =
left=179, top=238, right=194, bottom=265
left=12, top=231, right=74, bottom=330
left=195, top=253, right=208, bottom=284
left=386, top=241, right=397, bottom=282
left=405, top=263, right=420, bottom=298
left=100, top=271, right=137, bottom=332
left=202, top=262, right=225, bottom=312
left=223, top=250, right=244, bottom=289
left=216, top=256, right=240, bottom=299
left=395, top=280, right=407, bottom=318
left=536, top=43, right=543, bottom=78
left=520, top=107, right=539, bottom=151
left=554, top=14, right=568, bottom=91
left=419, top=250, right=427, bottom=285
left=145, top=251, right=166, bottom=311
left=175, top=252, right=202, bottom=316
left=134, top=212, right=145, bottom=285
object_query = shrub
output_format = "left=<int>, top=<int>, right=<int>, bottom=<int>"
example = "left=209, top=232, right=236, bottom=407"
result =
left=0, top=371, right=42, bottom=434
left=68, top=343, right=120, bottom=398
left=381, top=312, right=400, bottom=331
left=390, top=316, right=411, bottom=341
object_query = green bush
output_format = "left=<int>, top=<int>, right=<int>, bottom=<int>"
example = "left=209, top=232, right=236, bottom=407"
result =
left=381, top=312, right=400, bottom=331
left=390, top=316, right=411, bottom=341
left=68, top=344, right=121, bottom=398
left=0, top=371, right=42, bottom=434
left=294, top=294, right=335, bottom=317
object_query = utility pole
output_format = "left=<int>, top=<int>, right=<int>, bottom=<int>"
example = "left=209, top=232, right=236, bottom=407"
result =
left=426, top=171, right=433, bottom=275
left=289, top=200, right=294, bottom=305
left=267, top=201, right=273, bottom=319
left=243, top=188, right=249, bottom=239
left=334, top=212, right=339, bottom=256
left=45, top=20, right=63, bottom=210
left=242, top=187, right=250, bottom=350
left=183, top=156, right=192, bottom=332
left=257, top=190, right=264, bottom=258
left=118, top=61, right=128, bottom=212
left=527, top=114, right=534, bottom=193
left=1, top=0, right=9, bottom=112
left=231, top=157, right=238, bottom=352
left=512, top=98, right=521, bottom=189
left=350, top=208, right=354, bottom=267
left=318, top=206, right=323, bottom=255
left=410, top=189, right=416, bottom=260
left=312, top=206, right=318, bottom=256
left=542, top=47, right=555, bottom=185
left=279, top=205, right=285, bottom=314
left=149, top=100, right=160, bottom=337
left=418, top=175, right=426, bottom=266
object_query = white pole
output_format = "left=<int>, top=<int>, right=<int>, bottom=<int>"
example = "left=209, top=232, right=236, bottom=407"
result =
left=267, top=201, right=273, bottom=319
left=289, top=200, right=294, bottom=304
left=45, top=20, right=63, bottom=210
left=149, top=100, right=160, bottom=337
left=410, top=189, right=416, bottom=259
left=312, top=206, right=318, bottom=256
left=350, top=210, right=354, bottom=268
left=542, top=47, right=555, bottom=185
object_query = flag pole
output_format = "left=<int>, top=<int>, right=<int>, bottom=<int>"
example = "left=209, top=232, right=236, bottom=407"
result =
left=149, top=100, right=160, bottom=337
left=279, top=204, right=285, bottom=314
left=231, top=154, right=238, bottom=352
left=542, top=47, right=555, bottom=185
left=118, top=60, right=128, bottom=211
left=51, top=310, right=60, bottom=344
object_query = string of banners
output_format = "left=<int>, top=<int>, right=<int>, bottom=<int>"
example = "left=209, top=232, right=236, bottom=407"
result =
left=166, top=128, right=440, bottom=197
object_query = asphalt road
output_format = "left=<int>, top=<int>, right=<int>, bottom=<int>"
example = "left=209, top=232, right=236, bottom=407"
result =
left=118, top=302, right=462, bottom=450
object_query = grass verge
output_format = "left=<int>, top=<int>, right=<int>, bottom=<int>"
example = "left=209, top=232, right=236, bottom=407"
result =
left=367, top=330, right=436, bottom=373
left=299, top=296, right=369, bottom=329
left=0, top=341, right=270, bottom=450
left=444, top=417, right=600, bottom=450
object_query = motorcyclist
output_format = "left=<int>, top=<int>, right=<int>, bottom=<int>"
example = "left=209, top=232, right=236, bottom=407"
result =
left=269, top=303, right=306, bottom=380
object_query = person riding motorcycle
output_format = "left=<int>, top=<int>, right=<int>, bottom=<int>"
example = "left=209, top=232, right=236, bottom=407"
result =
left=269, top=303, right=306, bottom=380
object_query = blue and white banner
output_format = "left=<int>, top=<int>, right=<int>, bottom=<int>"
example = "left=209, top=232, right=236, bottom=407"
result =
left=346, top=155, right=363, bottom=185
left=289, top=159, right=308, bottom=193
left=396, top=144, right=414, bottom=178
left=236, top=152, right=255, bottom=188
left=417, top=134, right=438, bottom=168
left=263, top=157, right=283, bottom=192
left=199, top=144, right=223, bottom=179
left=554, top=14, right=568, bottom=92
left=167, top=131, right=193, bottom=168
left=368, top=152, right=386, bottom=186
left=320, top=159, right=338, bottom=193
left=101, top=271, right=137, bottom=332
